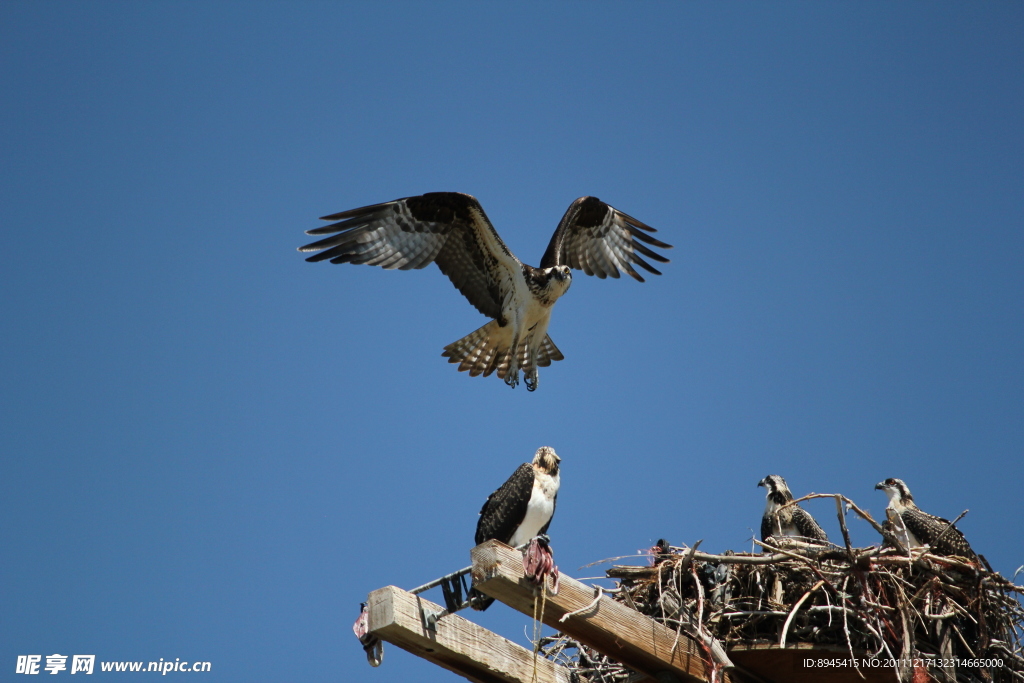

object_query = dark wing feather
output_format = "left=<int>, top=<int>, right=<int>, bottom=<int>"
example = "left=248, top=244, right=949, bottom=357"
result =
left=475, top=463, right=534, bottom=546
left=299, top=192, right=515, bottom=319
left=904, top=509, right=974, bottom=557
left=761, top=514, right=775, bottom=542
left=539, top=196, right=671, bottom=282
left=792, top=505, right=829, bottom=542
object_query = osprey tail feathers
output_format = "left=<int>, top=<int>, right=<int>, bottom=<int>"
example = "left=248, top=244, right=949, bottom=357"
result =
left=532, top=333, right=564, bottom=368
left=442, top=321, right=564, bottom=380
left=443, top=321, right=512, bottom=378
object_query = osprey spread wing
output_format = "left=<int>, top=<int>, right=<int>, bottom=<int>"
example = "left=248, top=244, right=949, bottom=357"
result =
left=298, top=192, right=671, bottom=390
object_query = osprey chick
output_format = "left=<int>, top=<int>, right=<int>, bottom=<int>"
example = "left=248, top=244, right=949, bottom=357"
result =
left=299, top=192, right=670, bottom=390
left=471, top=446, right=561, bottom=610
left=757, top=475, right=829, bottom=544
left=875, top=478, right=975, bottom=558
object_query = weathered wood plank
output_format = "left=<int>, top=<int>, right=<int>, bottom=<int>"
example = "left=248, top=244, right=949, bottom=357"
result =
left=471, top=540, right=714, bottom=683
left=728, top=644, right=899, bottom=683
left=366, top=585, right=576, bottom=683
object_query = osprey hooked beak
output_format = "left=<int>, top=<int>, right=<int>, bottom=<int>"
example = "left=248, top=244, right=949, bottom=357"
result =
left=757, top=478, right=766, bottom=488
left=875, top=478, right=908, bottom=507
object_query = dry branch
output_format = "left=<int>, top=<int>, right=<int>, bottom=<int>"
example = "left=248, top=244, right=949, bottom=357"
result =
left=577, top=541, right=1024, bottom=683
left=538, top=486, right=1022, bottom=683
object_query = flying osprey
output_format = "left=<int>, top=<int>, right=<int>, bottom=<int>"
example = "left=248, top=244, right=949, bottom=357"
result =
left=757, top=475, right=829, bottom=544
left=471, top=446, right=561, bottom=610
left=298, top=192, right=670, bottom=391
left=875, top=478, right=975, bottom=558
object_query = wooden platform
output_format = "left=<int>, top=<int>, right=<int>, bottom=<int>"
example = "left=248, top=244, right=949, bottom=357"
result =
left=471, top=540, right=715, bottom=683
left=365, top=585, right=576, bottom=683
left=363, top=541, right=909, bottom=683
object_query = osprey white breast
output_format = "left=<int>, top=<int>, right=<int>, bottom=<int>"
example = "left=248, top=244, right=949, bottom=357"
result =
left=510, top=469, right=560, bottom=548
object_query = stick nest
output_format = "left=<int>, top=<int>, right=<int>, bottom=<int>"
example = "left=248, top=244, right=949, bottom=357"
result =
left=540, top=533, right=1023, bottom=682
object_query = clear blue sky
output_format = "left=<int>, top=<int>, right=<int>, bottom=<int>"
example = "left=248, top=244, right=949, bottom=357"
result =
left=2, top=2, right=1022, bottom=681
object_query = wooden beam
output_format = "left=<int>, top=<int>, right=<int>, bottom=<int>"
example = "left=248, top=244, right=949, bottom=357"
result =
left=366, top=585, right=576, bottom=683
left=471, top=540, right=715, bottom=683
left=728, top=644, right=898, bottom=683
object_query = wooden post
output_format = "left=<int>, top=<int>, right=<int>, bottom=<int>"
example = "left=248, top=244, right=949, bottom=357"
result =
left=365, top=585, right=577, bottom=683
left=471, top=540, right=715, bottom=683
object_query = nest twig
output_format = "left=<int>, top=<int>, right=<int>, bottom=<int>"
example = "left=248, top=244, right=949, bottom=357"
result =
left=537, top=496, right=1024, bottom=683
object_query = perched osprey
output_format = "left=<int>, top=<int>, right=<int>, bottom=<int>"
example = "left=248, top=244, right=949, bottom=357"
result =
left=298, top=192, right=670, bottom=391
left=875, top=478, right=975, bottom=558
left=471, top=446, right=561, bottom=610
left=757, top=475, right=829, bottom=544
